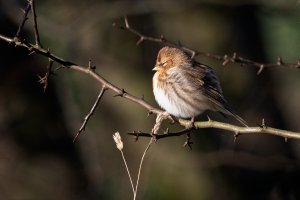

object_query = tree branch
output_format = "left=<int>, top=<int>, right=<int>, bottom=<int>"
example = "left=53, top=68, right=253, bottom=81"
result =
left=129, top=118, right=300, bottom=141
left=0, top=9, right=299, bottom=142
left=115, top=16, right=300, bottom=73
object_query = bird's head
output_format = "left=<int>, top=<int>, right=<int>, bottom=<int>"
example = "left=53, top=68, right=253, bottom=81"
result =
left=153, top=46, right=191, bottom=72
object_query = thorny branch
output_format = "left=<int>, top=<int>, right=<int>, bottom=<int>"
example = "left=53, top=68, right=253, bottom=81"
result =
left=73, top=86, right=107, bottom=142
left=129, top=118, right=300, bottom=141
left=115, top=16, right=300, bottom=74
left=0, top=4, right=299, bottom=142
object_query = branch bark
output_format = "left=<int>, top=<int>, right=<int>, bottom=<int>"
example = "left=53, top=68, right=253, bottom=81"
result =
left=129, top=119, right=300, bottom=140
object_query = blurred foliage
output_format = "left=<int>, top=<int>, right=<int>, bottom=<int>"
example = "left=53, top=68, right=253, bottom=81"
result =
left=0, top=0, right=300, bottom=199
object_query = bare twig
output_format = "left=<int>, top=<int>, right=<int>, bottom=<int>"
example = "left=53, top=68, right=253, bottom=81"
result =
left=29, top=0, right=41, bottom=47
left=15, top=1, right=31, bottom=39
left=129, top=128, right=192, bottom=139
left=73, top=86, right=107, bottom=142
left=116, top=17, right=300, bottom=70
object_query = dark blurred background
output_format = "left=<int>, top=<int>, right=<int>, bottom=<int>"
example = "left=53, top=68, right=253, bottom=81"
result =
left=0, top=0, right=300, bottom=199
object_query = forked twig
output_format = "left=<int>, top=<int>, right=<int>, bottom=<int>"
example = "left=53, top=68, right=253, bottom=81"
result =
left=134, top=138, right=154, bottom=200
left=113, top=132, right=154, bottom=200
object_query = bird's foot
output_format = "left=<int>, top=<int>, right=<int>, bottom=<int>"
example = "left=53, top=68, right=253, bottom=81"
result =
left=151, top=112, right=172, bottom=135
left=186, top=117, right=195, bottom=129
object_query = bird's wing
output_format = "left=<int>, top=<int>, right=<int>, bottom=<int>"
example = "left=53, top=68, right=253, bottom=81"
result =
left=182, top=62, right=227, bottom=109
left=181, top=62, right=248, bottom=126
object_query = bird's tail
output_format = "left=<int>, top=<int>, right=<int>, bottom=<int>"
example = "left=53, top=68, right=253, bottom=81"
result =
left=221, top=105, right=248, bottom=127
left=229, top=111, right=248, bottom=127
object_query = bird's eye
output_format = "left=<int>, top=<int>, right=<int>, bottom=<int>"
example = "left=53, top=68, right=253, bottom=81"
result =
left=160, top=61, right=168, bottom=67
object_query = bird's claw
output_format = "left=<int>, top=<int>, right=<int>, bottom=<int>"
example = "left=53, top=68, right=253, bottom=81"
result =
left=186, top=117, right=195, bottom=129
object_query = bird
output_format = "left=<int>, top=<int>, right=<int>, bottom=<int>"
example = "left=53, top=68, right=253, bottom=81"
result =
left=152, top=46, right=247, bottom=126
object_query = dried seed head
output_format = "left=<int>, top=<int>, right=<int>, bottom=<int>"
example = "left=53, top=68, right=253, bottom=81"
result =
left=113, top=132, right=123, bottom=151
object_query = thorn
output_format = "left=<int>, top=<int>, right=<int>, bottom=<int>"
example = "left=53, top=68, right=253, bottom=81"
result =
left=164, top=128, right=169, bottom=134
left=141, top=94, right=144, bottom=100
left=222, top=54, right=229, bottom=66
left=136, top=37, right=144, bottom=45
left=124, top=16, right=129, bottom=28
left=277, top=56, right=283, bottom=65
left=257, top=65, right=264, bottom=75
left=284, top=137, right=288, bottom=142
left=160, top=35, right=166, bottom=42
left=234, top=132, right=240, bottom=143
left=147, top=111, right=153, bottom=117
left=28, top=51, right=35, bottom=56
left=191, top=51, right=196, bottom=59
left=183, top=132, right=193, bottom=150
left=232, top=52, right=237, bottom=60
left=183, top=141, right=193, bottom=150
left=168, top=115, right=175, bottom=124
left=194, top=51, right=199, bottom=57
left=260, top=118, right=266, bottom=128
left=207, top=115, right=211, bottom=121
left=133, top=131, right=140, bottom=142
left=28, top=46, right=33, bottom=52
left=114, top=89, right=126, bottom=97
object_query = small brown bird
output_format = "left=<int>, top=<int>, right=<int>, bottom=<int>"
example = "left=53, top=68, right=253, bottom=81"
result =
left=152, top=46, right=247, bottom=126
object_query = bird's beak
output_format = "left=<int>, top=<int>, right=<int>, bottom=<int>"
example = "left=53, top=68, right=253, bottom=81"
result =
left=152, top=65, right=161, bottom=71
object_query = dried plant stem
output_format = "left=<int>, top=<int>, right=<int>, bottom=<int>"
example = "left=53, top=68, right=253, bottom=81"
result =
left=113, top=133, right=153, bottom=200
left=120, top=150, right=135, bottom=196
left=134, top=138, right=154, bottom=200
